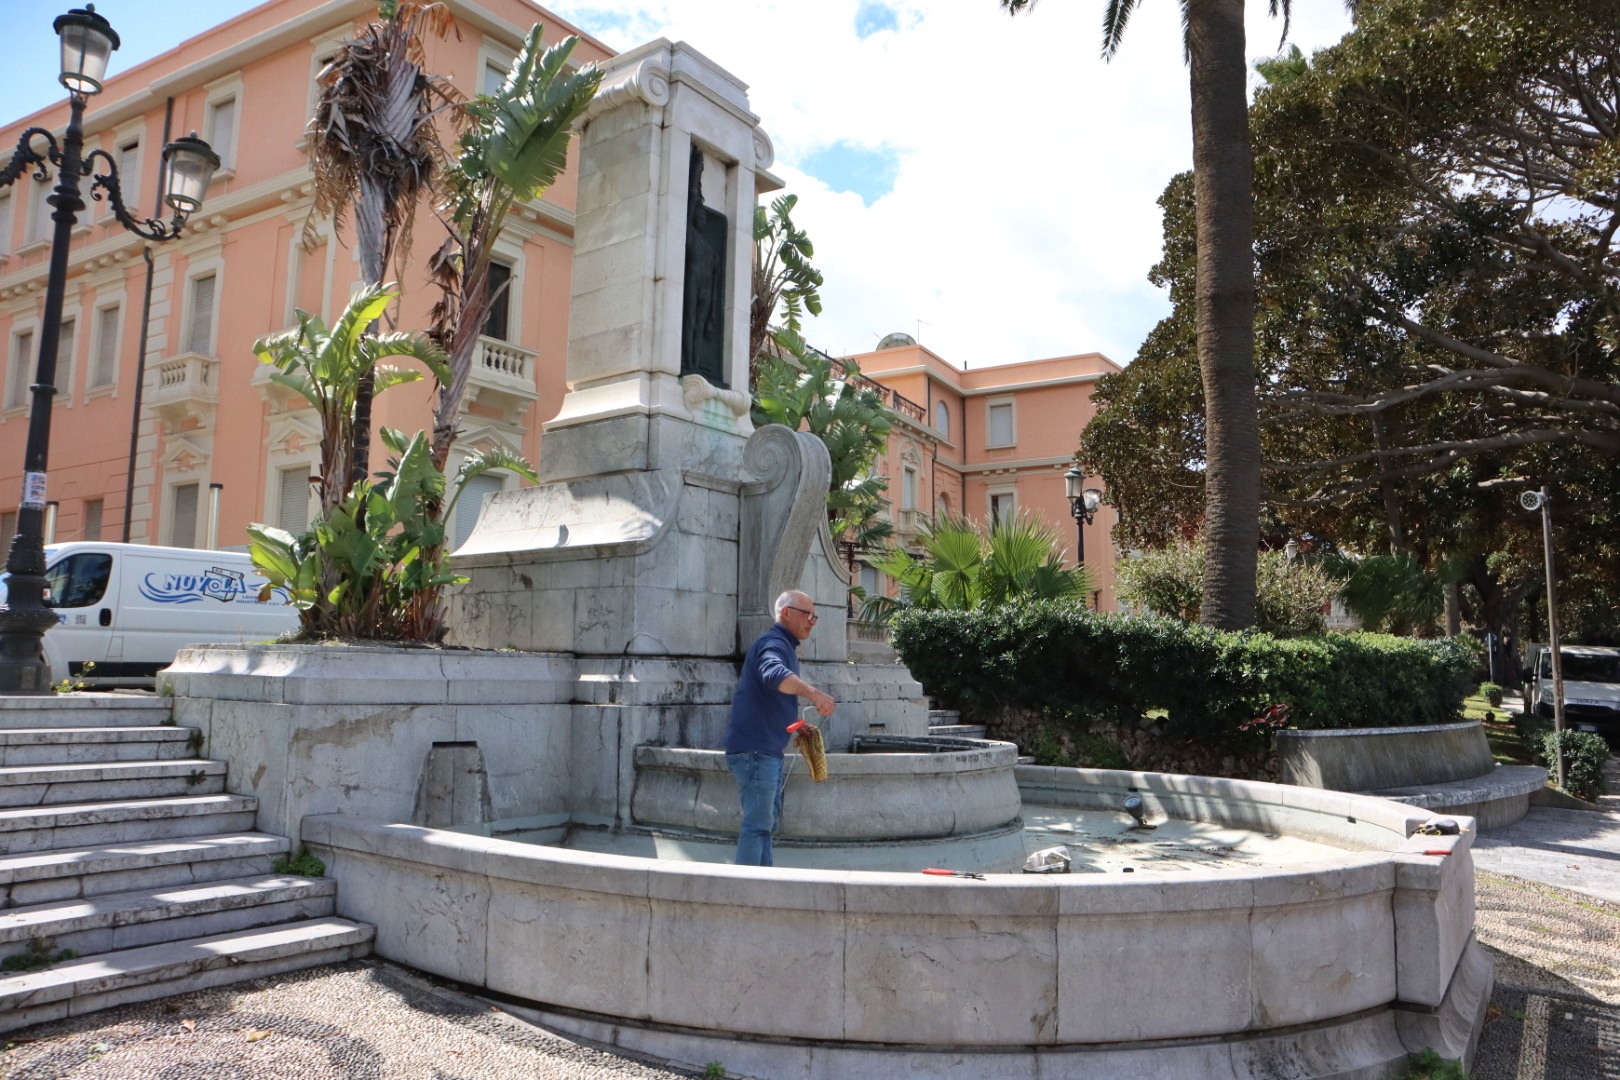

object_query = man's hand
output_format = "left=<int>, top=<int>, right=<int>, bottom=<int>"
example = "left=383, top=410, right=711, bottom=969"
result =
left=808, top=688, right=835, bottom=717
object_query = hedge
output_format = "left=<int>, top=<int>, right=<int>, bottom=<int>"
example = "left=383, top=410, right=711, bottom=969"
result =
left=1537, top=730, right=1609, bottom=802
left=890, top=601, right=1476, bottom=742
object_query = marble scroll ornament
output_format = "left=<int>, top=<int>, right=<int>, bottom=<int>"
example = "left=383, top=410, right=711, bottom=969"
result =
left=736, top=424, right=832, bottom=651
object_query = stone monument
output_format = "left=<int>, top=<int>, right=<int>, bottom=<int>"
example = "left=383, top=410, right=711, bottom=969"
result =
left=444, top=39, right=926, bottom=822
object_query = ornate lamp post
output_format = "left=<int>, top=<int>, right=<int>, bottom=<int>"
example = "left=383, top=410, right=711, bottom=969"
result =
left=0, top=6, right=218, bottom=692
left=1063, top=466, right=1103, bottom=567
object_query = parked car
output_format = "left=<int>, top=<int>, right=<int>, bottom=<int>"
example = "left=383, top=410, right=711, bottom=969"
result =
left=1531, top=645, right=1620, bottom=735
left=0, top=542, right=299, bottom=688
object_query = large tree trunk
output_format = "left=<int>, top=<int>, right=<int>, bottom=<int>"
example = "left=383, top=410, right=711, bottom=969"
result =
left=1188, top=0, right=1261, bottom=630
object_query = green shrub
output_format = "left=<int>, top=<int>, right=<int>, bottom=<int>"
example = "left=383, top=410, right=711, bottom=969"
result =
left=1479, top=682, right=1504, bottom=707
left=1537, top=730, right=1609, bottom=801
left=890, top=602, right=1475, bottom=743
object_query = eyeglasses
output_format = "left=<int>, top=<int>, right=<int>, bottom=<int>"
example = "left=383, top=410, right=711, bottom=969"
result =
left=785, top=606, right=819, bottom=623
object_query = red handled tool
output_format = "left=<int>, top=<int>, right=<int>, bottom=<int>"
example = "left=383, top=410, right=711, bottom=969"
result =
left=922, top=868, right=986, bottom=880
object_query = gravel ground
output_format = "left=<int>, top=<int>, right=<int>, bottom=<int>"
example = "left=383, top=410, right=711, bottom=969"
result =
left=1, top=868, right=1616, bottom=1079
left=0, top=961, right=699, bottom=1080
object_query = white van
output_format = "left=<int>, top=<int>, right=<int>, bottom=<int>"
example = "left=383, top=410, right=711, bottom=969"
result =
left=0, top=542, right=299, bottom=688
left=1531, top=645, right=1620, bottom=736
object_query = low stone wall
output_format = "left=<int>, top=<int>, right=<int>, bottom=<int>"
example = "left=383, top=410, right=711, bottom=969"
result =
left=983, top=709, right=1279, bottom=782
left=305, top=769, right=1491, bottom=1078
left=1277, top=721, right=1497, bottom=791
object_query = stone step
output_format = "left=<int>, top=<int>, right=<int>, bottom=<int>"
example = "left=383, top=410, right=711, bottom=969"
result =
left=0, top=759, right=225, bottom=809
left=0, top=727, right=197, bottom=767
left=929, top=724, right=988, bottom=739
left=0, top=833, right=288, bottom=907
left=0, top=917, right=374, bottom=1033
left=927, top=709, right=961, bottom=724
left=0, top=696, right=173, bottom=730
left=0, top=874, right=338, bottom=957
left=0, top=793, right=259, bottom=855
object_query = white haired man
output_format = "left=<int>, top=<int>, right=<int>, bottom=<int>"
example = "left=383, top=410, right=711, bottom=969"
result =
left=722, top=589, right=836, bottom=865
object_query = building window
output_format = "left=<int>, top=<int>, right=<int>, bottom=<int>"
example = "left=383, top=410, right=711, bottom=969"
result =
left=83, top=498, right=103, bottom=540
left=206, top=94, right=238, bottom=170
left=0, top=189, right=12, bottom=256
left=169, top=482, right=200, bottom=548
left=934, top=400, right=949, bottom=438
left=115, top=139, right=141, bottom=214
left=90, top=304, right=120, bottom=388
left=52, top=318, right=76, bottom=402
left=482, top=260, right=513, bottom=340
left=187, top=272, right=217, bottom=354
left=484, top=60, right=507, bottom=95
left=859, top=562, right=881, bottom=598
left=276, top=465, right=312, bottom=533
left=453, top=472, right=503, bottom=548
left=937, top=493, right=949, bottom=518
left=0, top=511, right=15, bottom=542
left=902, top=466, right=918, bottom=510
left=989, top=490, right=1016, bottom=529
left=986, top=400, right=1015, bottom=448
left=8, top=330, right=34, bottom=409
left=27, top=178, right=53, bottom=245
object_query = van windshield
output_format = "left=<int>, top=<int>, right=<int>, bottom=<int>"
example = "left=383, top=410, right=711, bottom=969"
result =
left=1560, top=653, right=1620, bottom=683
left=43, top=553, right=113, bottom=609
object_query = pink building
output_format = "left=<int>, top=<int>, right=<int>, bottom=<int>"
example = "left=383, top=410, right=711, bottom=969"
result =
left=0, top=0, right=610, bottom=554
left=850, top=336, right=1123, bottom=611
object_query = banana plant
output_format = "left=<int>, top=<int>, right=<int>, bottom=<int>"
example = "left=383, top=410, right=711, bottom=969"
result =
left=248, top=425, right=534, bottom=641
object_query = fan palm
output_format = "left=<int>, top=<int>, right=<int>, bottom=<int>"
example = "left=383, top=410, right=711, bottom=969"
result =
left=1001, top=0, right=1309, bottom=629
left=863, top=514, right=1088, bottom=624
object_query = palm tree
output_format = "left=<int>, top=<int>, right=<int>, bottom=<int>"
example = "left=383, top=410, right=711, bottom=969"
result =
left=304, top=1, right=457, bottom=487
left=1002, top=0, right=1283, bottom=630
left=862, top=514, right=1089, bottom=624
left=427, top=24, right=602, bottom=470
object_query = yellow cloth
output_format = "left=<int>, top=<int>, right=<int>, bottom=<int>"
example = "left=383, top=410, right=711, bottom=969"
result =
left=793, top=723, right=828, bottom=782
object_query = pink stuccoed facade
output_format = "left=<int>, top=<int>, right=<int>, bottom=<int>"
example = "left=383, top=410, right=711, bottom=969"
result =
left=0, top=0, right=1119, bottom=609
left=851, top=341, right=1123, bottom=612
left=0, top=0, right=610, bottom=554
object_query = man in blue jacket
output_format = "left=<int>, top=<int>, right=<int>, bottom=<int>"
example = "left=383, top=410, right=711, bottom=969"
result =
left=724, top=589, right=836, bottom=865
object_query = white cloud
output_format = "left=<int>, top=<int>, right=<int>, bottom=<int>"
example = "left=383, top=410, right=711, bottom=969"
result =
left=551, top=0, right=1357, bottom=367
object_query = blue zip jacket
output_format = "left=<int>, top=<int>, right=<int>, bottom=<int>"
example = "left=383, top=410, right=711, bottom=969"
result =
left=724, top=622, right=800, bottom=757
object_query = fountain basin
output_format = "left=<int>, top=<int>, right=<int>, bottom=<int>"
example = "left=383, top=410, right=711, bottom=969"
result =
left=304, top=766, right=1490, bottom=1078
left=631, top=736, right=1020, bottom=841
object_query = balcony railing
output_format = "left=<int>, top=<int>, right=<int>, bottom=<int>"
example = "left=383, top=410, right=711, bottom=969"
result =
left=145, top=352, right=218, bottom=422
left=469, top=335, right=538, bottom=403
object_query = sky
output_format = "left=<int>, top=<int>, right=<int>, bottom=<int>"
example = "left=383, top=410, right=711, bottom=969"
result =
left=7, top=0, right=1358, bottom=369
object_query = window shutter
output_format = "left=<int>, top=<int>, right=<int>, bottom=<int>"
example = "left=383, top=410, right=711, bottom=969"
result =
left=83, top=499, right=102, bottom=541
left=117, top=141, right=140, bottom=212
left=987, top=403, right=1014, bottom=446
left=169, top=482, right=199, bottom=548
left=454, top=473, right=503, bottom=547
left=10, top=331, right=33, bottom=408
left=93, top=306, right=119, bottom=387
left=56, top=318, right=74, bottom=396
left=188, top=274, right=216, bottom=354
left=277, top=466, right=312, bottom=533
left=209, top=98, right=236, bottom=166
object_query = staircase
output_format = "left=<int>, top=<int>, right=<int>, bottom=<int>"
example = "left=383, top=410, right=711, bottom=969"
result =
left=927, top=708, right=987, bottom=740
left=0, top=694, right=373, bottom=1033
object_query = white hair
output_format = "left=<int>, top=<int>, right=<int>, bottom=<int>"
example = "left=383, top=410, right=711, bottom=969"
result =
left=773, top=590, right=809, bottom=620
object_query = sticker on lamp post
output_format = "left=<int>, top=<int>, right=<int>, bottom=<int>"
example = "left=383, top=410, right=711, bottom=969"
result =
left=21, top=473, right=47, bottom=510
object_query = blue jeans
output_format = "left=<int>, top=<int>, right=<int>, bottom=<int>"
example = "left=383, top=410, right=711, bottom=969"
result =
left=726, top=752, right=786, bottom=866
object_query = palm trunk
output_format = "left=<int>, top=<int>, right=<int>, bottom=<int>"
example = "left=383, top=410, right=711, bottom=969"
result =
left=1188, top=0, right=1261, bottom=630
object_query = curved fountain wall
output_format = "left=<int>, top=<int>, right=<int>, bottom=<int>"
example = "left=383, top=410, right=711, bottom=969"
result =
left=303, top=766, right=1491, bottom=1079
left=631, top=738, right=1020, bottom=840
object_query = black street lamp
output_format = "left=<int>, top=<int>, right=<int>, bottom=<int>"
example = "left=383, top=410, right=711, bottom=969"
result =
left=0, top=6, right=218, bottom=692
left=1063, top=466, right=1103, bottom=567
